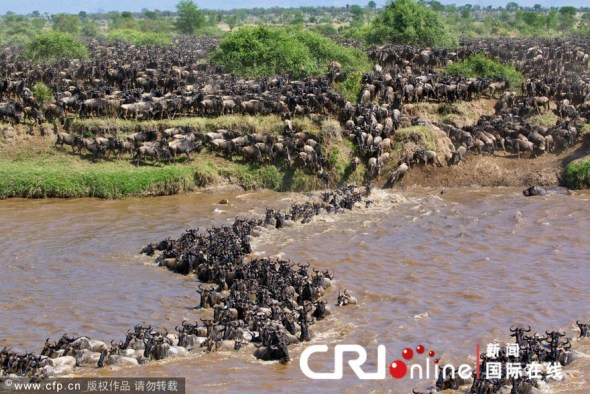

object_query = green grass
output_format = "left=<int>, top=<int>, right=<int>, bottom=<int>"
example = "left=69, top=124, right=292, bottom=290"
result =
left=394, top=125, right=438, bottom=151
left=0, top=160, right=196, bottom=198
left=566, top=155, right=590, bottom=190
left=530, top=111, right=558, bottom=127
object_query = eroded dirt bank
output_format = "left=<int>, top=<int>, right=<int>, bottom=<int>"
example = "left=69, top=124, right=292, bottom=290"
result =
left=386, top=140, right=589, bottom=189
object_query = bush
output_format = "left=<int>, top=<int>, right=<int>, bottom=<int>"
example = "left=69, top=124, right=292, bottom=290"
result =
left=210, top=26, right=370, bottom=78
left=368, top=0, right=457, bottom=47
left=566, top=156, right=590, bottom=190
left=334, top=70, right=364, bottom=104
left=107, top=29, right=172, bottom=46
left=32, top=82, right=52, bottom=105
left=447, top=53, right=523, bottom=88
left=22, top=31, right=89, bottom=63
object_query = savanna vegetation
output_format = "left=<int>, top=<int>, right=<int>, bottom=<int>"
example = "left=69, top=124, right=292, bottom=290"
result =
left=210, top=26, right=370, bottom=78
left=447, top=53, right=524, bottom=87
left=1, top=0, right=589, bottom=55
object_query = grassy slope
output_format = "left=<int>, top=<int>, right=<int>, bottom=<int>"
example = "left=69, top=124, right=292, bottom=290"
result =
left=71, top=115, right=321, bottom=136
left=566, top=156, right=590, bottom=189
left=0, top=116, right=365, bottom=198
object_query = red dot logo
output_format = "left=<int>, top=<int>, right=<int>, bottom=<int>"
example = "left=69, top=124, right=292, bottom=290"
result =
left=416, top=344, right=425, bottom=354
left=389, top=360, right=407, bottom=379
left=428, top=350, right=435, bottom=358
left=402, top=347, right=414, bottom=360
left=434, top=359, right=440, bottom=364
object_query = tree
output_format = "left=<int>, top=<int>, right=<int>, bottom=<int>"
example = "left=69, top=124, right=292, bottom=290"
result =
left=368, top=1, right=377, bottom=10
left=175, top=0, right=205, bottom=34
left=144, top=10, right=157, bottom=19
left=349, top=5, right=365, bottom=26
left=427, top=0, right=445, bottom=12
left=52, top=13, right=81, bottom=34
left=559, top=6, right=576, bottom=18
left=533, top=4, right=542, bottom=11
left=368, top=0, right=457, bottom=47
left=506, top=2, right=519, bottom=11
left=226, top=14, right=238, bottom=31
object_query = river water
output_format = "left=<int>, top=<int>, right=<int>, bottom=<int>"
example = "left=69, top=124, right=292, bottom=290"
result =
left=1, top=188, right=589, bottom=393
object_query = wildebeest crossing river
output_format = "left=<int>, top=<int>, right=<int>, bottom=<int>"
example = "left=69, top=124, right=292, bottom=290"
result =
left=0, top=188, right=589, bottom=393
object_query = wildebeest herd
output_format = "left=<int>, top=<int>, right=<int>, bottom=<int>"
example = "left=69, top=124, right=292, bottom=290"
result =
left=1, top=35, right=590, bottom=393
left=415, top=325, right=587, bottom=394
left=1, top=36, right=589, bottom=185
left=0, top=186, right=364, bottom=379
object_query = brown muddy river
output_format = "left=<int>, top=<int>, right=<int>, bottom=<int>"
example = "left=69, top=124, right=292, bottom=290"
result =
left=1, top=188, right=589, bottom=393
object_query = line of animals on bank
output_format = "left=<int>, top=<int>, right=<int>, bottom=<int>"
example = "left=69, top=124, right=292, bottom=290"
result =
left=413, top=324, right=590, bottom=394
left=52, top=121, right=330, bottom=175
left=438, top=114, right=579, bottom=160
left=0, top=186, right=364, bottom=381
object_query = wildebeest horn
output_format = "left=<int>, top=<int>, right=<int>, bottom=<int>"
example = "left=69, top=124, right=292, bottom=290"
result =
left=525, top=325, right=531, bottom=332
left=510, top=326, right=517, bottom=332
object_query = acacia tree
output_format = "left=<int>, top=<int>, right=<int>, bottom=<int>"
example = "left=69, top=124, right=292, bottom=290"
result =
left=369, top=0, right=457, bottom=47
left=175, top=0, right=205, bottom=34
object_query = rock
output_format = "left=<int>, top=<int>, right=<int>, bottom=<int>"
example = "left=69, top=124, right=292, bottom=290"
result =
left=218, top=199, right=229, bottom=205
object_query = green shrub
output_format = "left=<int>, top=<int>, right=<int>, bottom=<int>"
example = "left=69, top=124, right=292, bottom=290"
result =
left=32, top=82, right=52, bottom=105
left=107, top=29, right=172, bottom=46
left=368, top=0, right=457, bottom=47
left=210, top=26, right=370, bottom=78
left=22, top=31, right=89, bottom=63
left=334, top=70, right=364, bottom=104
left=566, top=156, right=590, bottom=189
left=447, top=53, right=523, bottom=88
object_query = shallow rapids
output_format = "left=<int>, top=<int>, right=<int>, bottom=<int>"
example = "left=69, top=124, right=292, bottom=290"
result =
left=1, top=188, right=589, bottom=393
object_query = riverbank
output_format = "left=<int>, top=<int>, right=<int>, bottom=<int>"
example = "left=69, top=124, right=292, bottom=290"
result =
left=0, top=111, right=588, bottom=198
left=0, top=131, right=364, bottom=198
left=388, top=140, right=589, bottom=189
